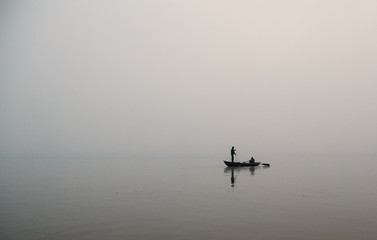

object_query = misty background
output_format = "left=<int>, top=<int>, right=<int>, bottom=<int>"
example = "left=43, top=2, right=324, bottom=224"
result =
left=1, top=0, right=377, bottom=160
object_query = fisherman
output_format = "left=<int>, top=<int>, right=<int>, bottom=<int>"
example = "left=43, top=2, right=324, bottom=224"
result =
left=231, top=146, right=236, bottom=162
left=249, top=156, right=255, bottom=163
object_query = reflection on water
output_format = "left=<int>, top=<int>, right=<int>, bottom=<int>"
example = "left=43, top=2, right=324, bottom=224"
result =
left=224, top=165, right=270, bottom=188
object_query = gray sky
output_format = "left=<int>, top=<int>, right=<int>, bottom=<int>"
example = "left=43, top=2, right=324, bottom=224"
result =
left=1, top=0, right=377, bottom=160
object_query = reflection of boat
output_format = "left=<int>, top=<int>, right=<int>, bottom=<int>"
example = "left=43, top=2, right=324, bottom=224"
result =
left=224, top=166, right=256, bottom=173
left=224, top=161, right=260, bottom=167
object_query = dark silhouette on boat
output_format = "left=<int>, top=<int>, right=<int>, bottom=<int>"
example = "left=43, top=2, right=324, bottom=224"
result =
left=230, top=146, right=236, bottom=162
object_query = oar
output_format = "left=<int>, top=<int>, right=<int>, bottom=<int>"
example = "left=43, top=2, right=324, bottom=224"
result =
left=262, top=163, right=270, bottom=167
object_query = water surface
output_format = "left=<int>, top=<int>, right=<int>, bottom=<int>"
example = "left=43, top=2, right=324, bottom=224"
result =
left=1, top=156, right=377, bottom=239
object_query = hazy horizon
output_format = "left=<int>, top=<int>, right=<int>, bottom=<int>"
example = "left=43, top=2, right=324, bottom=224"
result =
left=1, top=1, right=377, bottom=160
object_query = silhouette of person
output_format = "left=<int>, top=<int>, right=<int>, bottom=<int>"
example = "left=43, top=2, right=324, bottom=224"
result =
left=231, top=146, right=236, bottom=162
left=249, top=157, right=255, bottom=163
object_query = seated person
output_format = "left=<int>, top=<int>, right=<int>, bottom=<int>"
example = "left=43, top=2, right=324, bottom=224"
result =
left=249, top=157, right=255, bottom=163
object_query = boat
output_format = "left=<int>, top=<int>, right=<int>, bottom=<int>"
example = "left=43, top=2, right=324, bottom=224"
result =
left=224, top=161, right=261, bottom=167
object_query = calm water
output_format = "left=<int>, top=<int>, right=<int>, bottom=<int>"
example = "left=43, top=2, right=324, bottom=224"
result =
left=1, top=155, right=377, bottom=240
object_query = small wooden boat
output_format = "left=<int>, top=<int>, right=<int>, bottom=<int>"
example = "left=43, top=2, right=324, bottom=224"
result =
left=224, top=161, right=261, bottom=167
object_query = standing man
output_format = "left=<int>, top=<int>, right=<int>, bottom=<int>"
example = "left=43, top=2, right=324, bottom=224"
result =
left=231, top=146, right=236, bottom=162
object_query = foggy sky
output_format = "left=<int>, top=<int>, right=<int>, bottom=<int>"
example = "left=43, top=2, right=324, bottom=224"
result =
left=1, top=0, right=377, bottom=160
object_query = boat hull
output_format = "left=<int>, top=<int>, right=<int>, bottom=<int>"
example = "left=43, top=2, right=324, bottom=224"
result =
left=224, top=161, right=261, bottom=167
